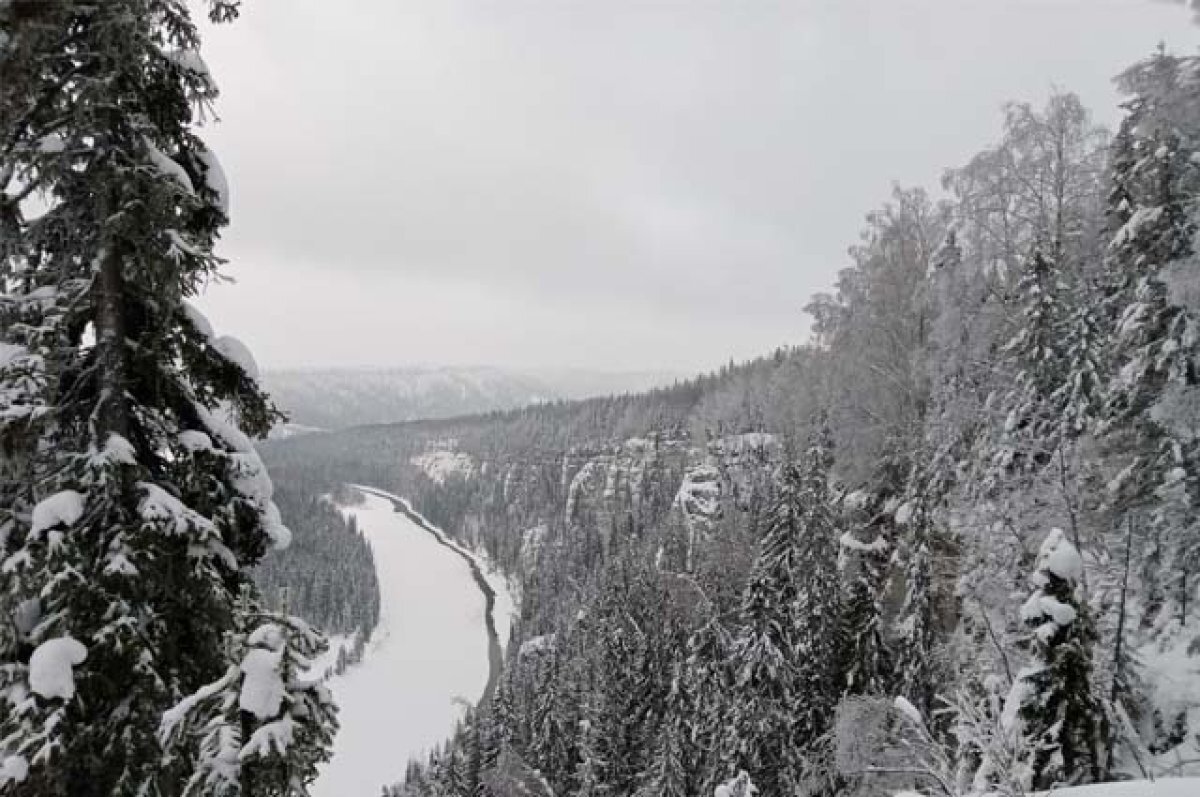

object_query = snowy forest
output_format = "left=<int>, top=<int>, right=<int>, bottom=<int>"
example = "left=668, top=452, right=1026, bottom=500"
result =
left=270, top=49, right=1200, bottom=797
left=6, top=2, right=1200, bottom=797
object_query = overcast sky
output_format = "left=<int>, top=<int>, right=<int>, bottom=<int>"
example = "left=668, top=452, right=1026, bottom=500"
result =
left=194, top=1, right=1199, bottom=373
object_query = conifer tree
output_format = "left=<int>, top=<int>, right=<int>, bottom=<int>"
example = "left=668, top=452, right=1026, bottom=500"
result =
left=573, top=696, right=612, bottom=797
left=838, top=469, right=894, bottom=701
left=723, top=426, right=840, bottom=795
left=1101, top=50, right=1200, bottom=628
left=158, top=606, right=338, bottom=796
left=789, top=428, right=843, bottom=746
left=723, top=461, right=809, bottom=795
left=894, top=498, right=939, bottom=719
left=0, top=1, right=335, bottom=792
left=682, top=617, right=735, bottom=797
left=839, top=535, right=893, bottom=698
left=994, top=250, right=1071, bottom=475
left=1002, top=529, right=1106, bottom=790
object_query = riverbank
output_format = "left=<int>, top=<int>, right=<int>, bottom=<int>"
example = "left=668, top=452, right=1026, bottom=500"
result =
left=312, top=491, right=492, bottom=796
left=352, top=485, right=511, bottom=703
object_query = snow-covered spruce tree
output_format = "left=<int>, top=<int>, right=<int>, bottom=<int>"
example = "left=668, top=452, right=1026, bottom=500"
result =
left=571, top=689, right=611, bottom=797
left=893, top=497, right=939, bottom=720
left=681, top=617, right=736, bottom=797
left=993, top=251, right=1071, bottom=476
left=838, top=513, right=893, bottom=699
left=1001, top=529, right=1106, bottom=790
left=1101, top=50, right=1200, bottom=631
left=1052, top=284, right=1107, bottom=442
left=0, top=2, right=335, bottom=793
left=723, top=460, right=809, bottom=795
left=723, top=427, right=841, bottom=796
left=158, top=609, right=338, bottom=796
left=638, top=659, right=691, bottom=797
left=640, top=615, right=734, bottom=797
left=789, top=427, right=844, bottom=751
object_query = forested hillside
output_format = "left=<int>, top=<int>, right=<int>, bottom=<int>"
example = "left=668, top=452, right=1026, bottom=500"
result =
left=266, top=54, right=1200, bottom=797
left=254, top=484, right=379, bottom=640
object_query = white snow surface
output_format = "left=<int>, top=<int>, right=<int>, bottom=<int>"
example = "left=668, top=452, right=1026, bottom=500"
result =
left=178, top=430, right=213, bottom=452
left=355, top=485, right=517, bottom=649
left=892, top=696, right=924, bottom=726
left=164, top=48, right=214, bottom=85
left=137, top=482, right=216, bottom=537
left=182, top=300, right=214, bottom=339
left=311, top=490, right=496, bottom=797
left=411, top=450, right=475, bottom=485
left=239, top=646, right=285, bottom=720
left=28, top=636, right=87, bottom=700
left=0, top=342, right=27, bottom=369
left=1037, top=527, right=1083, bottom=583
left=1020, top=593, right=1078, bottom=626
left=0, top=755, right=28, bottom=786
left=519, top=634, right=556, bottom=658
left=31, top=490, right=84, bottom=534
left=839, top=531, right=890, bottom=554
left=212, top=335, right=260, bottom=382
left=1030, top=778, right=1200, bottom=797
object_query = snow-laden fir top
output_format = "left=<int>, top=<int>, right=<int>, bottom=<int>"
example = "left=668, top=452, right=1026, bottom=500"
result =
left=240, top=647, right=286, bottom=720
left=1035, top=527, right=1083, bottom=583
left=1020, top=593, right=1078, bottom=626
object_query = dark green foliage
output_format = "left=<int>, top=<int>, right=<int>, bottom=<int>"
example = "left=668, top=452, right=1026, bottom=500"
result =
left=0, top=1, right=335, bottom=792
left=255, top=485, right=380, bottom=638
left=1011, top=533, right=1107, bottom=790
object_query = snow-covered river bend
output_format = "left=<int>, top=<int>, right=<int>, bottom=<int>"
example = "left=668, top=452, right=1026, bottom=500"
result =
left=311, top=488, right=514, bottom=797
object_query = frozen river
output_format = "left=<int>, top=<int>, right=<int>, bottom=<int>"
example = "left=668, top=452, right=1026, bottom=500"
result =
left=311, top=490, right=495, bottom=797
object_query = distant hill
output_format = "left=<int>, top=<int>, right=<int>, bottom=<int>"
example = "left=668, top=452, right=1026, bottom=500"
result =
left=262, top=366, right=682, bottom=430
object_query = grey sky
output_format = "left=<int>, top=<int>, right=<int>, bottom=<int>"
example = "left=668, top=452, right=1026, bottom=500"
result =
left=195, top=1, right=1199, bottom=373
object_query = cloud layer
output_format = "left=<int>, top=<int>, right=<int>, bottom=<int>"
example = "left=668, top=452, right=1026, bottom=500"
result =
left=196, top=0, right=1198, bottom=372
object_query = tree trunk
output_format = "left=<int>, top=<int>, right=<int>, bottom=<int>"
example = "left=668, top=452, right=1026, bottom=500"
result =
left=94, top=237, right=127, bottom=439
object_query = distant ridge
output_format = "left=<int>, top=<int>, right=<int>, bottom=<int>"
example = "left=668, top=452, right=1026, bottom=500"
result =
left=263, top=365, right=683, bottom=430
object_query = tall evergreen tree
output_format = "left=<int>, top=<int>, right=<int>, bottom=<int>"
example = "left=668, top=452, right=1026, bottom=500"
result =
left=789, top=428, right=843, bottom=749
left=682, top=617, right=736, bottom=797
left=723, top=426, right=840, bottom=795
left=0, top=1, right=335, bottom=792
left=994, top=251, right=1071, bottom=475
left=1102, top=50, right=1200, bottom=629
left=1003, top=529, right=1106, bottom=790
left=894, top=498, right=939, bottom=719
left=723, top=461, right=809, bottom=795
